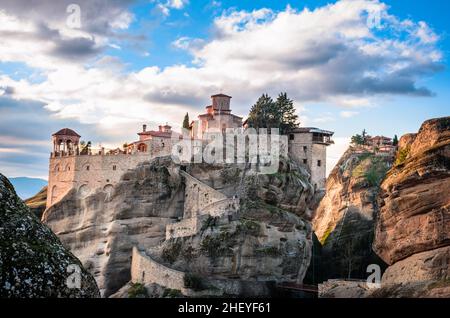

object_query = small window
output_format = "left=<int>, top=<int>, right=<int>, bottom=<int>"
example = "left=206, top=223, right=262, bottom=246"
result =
left=113, top=165, right=117, bottom=171
left=303, top=159, right=307, bottom=164
left=303, top=146, right=307, bottom=151
left=86, top=165, right=90, bottom=171
left=289, top=134, right=295, bottom=140
left=67, top=166, right=70, bottom=171
left=317, top=160, right=322, bottom=167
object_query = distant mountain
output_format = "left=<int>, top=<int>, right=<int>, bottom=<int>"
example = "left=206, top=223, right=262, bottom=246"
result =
left=9, top=177, right=47, bottom=200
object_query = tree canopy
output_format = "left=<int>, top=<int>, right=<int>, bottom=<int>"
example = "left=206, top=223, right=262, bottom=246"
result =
left=246, top=92, right=299, bottom=134
left=182, top=112, right=190, bottom=130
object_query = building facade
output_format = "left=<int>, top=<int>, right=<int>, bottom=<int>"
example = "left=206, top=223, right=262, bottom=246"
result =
left=46, top=93, right=333, bottom=209
left=288, top=128, right=334, bottom=190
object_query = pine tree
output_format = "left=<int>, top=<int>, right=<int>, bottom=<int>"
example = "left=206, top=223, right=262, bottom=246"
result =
left=182, top=112, right=190, bottom=130
left=393, top=134, right=399, bottom=146
left=275, top=92, right=299, bottom=134
left=246, top=93, right=299, bottom=134
left=247, top=94, right=276, bottom=131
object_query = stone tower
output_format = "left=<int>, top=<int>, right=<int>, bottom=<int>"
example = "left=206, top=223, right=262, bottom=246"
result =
left=288, top=128, right=334, bottom=190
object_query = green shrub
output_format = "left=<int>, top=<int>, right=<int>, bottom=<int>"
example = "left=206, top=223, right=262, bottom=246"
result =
left=320, top=227, right=333, bottom=245
left=162, top=240, right=182, bottom=264
left=163, top=288, right=182, bottom=298
left=201, top=215, right=218, bottom=232
left=128, top=283, right=148, bottom=298
left=184, top=273, right=205, bottom=291
left=395, top=146, right=410, bottom=166
left=236, top=219, right=261, bottom=236
left=200, top=231, right=235, bottom=258
left=256, top=246, right=281, bottom=256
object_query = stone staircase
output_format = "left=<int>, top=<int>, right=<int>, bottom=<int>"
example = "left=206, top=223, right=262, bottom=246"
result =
left=165, top=170, right=240, bottom=240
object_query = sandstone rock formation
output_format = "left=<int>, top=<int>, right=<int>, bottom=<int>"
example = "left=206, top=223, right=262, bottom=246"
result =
left=24, top=186, right=47, bottom=219
left=374, top=117, right=450, bottom=291
left=312, top=149, right=391, bottom=280
left=42, top=157, right=184, bottom=297
left=138, top=158, right=315, bottom=297
left=42, top=156, right=316, bottom=297
left=0, top=173, right=99, bottom=298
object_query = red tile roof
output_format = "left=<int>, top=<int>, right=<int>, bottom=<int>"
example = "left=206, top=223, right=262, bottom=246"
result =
left=138, top=131, right=172, bottom=138
left=52, top=128, right=81, bottom=137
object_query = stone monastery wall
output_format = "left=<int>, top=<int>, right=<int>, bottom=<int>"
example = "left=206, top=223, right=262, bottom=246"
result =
left=131, top=247, right=185, bottom=291
left=47, top=153, right=152, bottom=208
left=181, top=170, right=227, bottom=218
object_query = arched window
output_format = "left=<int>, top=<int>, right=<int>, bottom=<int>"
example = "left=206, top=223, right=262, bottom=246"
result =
left=51, top=185, right=58, bottom=204
left=54, top=164, right=60, bottom=172
left=113, top=165, right=117, bottom=171
left=137, top=143, right=147, bottom=152
left=86, top=165, right=90, bottom=171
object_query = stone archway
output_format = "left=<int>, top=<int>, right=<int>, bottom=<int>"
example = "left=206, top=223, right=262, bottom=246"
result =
left=103, top=184, right=114, bottom=201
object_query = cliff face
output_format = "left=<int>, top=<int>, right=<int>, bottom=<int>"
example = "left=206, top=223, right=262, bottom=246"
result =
left=43, top=156, right=316, bottom=297
left=42, top=157, right=184, bottom=297
left=0, top=174, right=99, bottom=298
left=142, top=159, right=315, bottom=297
left=312, top=149, right=391, bottom=280
left=374, top=117, right=450, bottom=289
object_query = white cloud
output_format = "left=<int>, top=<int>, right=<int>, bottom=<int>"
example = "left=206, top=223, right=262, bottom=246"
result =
left=0, top=0, right=444, bottom=149
left=156, top=0, right=189, bottom=16
left=340, top=111, right=359, bottom=118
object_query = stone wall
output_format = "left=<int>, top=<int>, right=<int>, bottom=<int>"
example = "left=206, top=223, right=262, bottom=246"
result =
left=200, top=197, right=239, bottom=217
left=181, top=170, right=227, bottom=218
left=47, top=152, right=157, bottom=208
left=165, top=217, right=200, bottom=240
left=131, top=247, right=185, bottom=291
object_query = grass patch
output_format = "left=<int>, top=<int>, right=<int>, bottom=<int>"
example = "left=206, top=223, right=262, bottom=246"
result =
left=320, top=226, right=333, bottom=245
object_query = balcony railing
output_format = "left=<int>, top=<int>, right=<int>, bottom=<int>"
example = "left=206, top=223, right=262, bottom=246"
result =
left=312, top=136, right=334, bottom=145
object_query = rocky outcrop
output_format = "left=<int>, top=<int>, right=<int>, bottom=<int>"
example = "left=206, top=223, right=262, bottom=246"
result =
left=42, top=156, right=316, bottom=297
left=133, top=158, right=316, bottom=297
left=24, top=186, right=47, bottom=219
left=42, top=157, right=185, bottom=297
left=374, top=117, right=450, bottom=289
left=0, top=173, right=99, bottom=298
left=312, top=149, right=391, bottom=280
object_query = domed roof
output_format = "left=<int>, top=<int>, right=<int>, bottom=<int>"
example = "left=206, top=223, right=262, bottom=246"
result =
left=52, top=128, right=81, bottom=137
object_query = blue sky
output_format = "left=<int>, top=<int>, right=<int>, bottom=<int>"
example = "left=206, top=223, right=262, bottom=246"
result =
left=0, top=0, right=449, bottom=179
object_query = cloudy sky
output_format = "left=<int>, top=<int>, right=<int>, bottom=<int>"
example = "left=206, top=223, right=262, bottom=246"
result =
left=0, top=0, right=448, bottom=179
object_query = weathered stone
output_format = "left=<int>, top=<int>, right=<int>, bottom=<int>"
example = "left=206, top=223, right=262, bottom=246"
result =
left=0, top=173, right=99, bottom=298
left=374, top=117, right=450, bottom=265
left=42, top=156, right=185, bottom=297
left=312, top=150, right=391, bottom=280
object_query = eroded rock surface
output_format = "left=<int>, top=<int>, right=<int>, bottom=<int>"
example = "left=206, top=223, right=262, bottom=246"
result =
left=42, top=157, right=185, bottom=297
left=0, top=173, right=99, bottom=298
left=312, top=149, right=391, bottom=279
left=374, top=117, right=450, bottom=272
left=371, top=117, right=450, bottom=297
